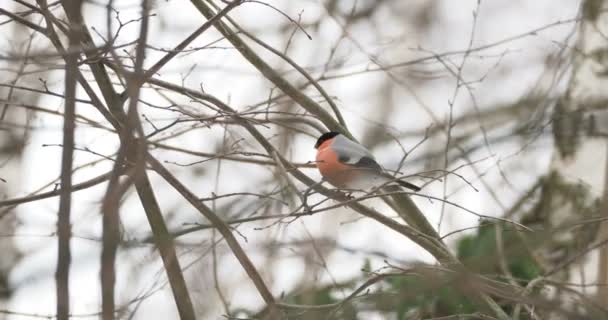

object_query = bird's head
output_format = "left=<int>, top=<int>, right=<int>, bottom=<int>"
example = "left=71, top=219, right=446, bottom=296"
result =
left=314, top=131, right=340, bottom=149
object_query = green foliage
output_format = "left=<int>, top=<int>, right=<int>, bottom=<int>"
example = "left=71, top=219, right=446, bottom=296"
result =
left=458, top=221, right=541, bottom=284
left=280, top=283, right=358, bottom=320
left=279, top=222, right=543, bottom=319
left=521, top=171, right=601, bottom=267
left=378, top=221, right=541, bottom=319
left=382, top=275, right=476, bottom=319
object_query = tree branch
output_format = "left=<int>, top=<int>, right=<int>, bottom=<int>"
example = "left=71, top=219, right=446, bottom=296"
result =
left=146, top=155, right=281, bottom=319
left=190, top=0, right=350, bottom=136
left=55, top=0, right=82, bottom=318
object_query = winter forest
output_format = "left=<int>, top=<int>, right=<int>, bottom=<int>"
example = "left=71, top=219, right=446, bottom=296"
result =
left=1, top=0, right=608, bottom=319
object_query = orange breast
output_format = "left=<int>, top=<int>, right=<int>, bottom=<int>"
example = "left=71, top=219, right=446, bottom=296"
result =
left=316, top=144, right=353, bottom=188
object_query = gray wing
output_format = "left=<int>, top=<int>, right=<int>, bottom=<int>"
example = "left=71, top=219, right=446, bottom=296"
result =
left=353, top=156, right=383, bottom=171
left=331, top=135, right=381, bottom=171
left=331, top=135, right=421, bottom=191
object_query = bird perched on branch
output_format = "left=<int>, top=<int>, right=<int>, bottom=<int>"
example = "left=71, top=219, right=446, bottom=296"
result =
left=314, top=132, right=420, bottom=192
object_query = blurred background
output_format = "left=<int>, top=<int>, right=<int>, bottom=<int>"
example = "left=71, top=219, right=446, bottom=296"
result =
left=1, top=0, right=607, bottom=319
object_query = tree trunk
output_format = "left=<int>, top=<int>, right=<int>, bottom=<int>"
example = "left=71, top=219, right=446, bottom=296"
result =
left=545, top=0, right=608, bottom=315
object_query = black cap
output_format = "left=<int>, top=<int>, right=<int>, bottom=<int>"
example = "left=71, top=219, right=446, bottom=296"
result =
left=314, top=132, right=340, bottom=149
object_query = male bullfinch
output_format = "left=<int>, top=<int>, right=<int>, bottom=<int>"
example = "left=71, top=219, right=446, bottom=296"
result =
left=314, top=132, right=420, bottom=192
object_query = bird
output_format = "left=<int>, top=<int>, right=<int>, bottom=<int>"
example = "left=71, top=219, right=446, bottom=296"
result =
left=314, top=131, right=420, bottom=192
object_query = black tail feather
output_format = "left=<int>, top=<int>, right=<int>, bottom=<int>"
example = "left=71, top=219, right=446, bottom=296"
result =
left=397, top=180, right=421, bottom=192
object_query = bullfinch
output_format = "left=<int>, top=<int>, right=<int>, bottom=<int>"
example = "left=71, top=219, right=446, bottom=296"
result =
left=314, top=132, right=421, bottom=192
